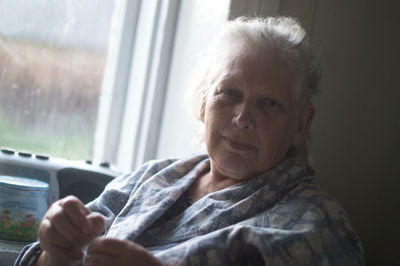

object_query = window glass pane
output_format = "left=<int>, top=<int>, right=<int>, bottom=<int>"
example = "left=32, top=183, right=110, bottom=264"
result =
left=0, top=0, right=116, bottom=160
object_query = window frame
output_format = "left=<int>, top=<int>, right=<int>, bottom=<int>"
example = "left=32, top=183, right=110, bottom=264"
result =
left=93, top=0, right=181, bottom=171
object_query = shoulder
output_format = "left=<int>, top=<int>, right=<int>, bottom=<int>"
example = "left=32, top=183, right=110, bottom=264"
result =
left=272, top=179, right=364, bottom=262
left=137, top=153, right=209, bottom=179
left=265, top=179, right=355, bottom=232
left=282, top=180, right=350, bottom=224
left=111, top=153, right=209, bottom=186
left=246, top=178, right=364, bottom=264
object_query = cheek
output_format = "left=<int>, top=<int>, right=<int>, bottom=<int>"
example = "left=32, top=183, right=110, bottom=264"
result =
left=258, top=117, right=296, bottom=154
left=204, top=105, right=230, bottom=149
left=205, top=100, right=230, bottom=128
left=205, top=114, right=223, bottom=145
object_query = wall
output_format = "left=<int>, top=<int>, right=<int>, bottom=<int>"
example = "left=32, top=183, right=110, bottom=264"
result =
left=279, top=0, right=400, bottom=265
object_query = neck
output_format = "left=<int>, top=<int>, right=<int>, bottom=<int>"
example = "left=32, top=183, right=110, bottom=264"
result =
left=189, top=169, right=241, bottom=202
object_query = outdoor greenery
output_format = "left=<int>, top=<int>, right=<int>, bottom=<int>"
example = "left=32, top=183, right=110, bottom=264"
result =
left=0, top=37, right=105, bottom=160
left=0, top=115, right=93, bottom=160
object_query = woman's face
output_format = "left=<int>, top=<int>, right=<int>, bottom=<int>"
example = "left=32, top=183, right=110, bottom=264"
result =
left=202, top=50, right=313, bottom=181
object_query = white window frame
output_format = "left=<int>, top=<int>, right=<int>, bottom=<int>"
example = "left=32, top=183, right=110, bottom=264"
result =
left=94, top=0, right=180, bottom=171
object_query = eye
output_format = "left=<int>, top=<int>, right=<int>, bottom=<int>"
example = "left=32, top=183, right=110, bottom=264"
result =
left=259, top=98, right=283, bottom=109
left=221, top=88, right=238, bottom=97
left=265, top=98, right=280, bottom=107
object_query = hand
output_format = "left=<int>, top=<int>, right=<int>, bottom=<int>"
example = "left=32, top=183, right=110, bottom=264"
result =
left=86, top=238, right=164, bottom=266
left=37, top=195, right=105, bottom=266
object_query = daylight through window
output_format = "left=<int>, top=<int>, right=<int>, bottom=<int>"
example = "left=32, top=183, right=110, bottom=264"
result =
left=0, top=0, right=116, bottom=160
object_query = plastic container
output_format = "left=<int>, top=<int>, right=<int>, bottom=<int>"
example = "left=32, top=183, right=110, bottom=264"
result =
left=0, top=175, right=49, bottom=242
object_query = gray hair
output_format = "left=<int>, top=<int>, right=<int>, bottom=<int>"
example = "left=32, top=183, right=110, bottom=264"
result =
left=185, top=16, right=320, bottom=164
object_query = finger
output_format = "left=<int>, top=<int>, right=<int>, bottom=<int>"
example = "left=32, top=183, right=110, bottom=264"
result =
left=41, top=241, right=84, bottom=261
left=86, top=253, right=118, bottom=266
left=48, top=203, right=91, bottom=246
left=87, top=238, right=163, bottom=266
left=39, top=220, right=83, bottom=261
left=87, top=238, right=130, bottom=257
left=39, top=218, right=72, bottom=248
left=60, top=196, right=91, bottom=233
left=87, top=213, right=105, bottom=236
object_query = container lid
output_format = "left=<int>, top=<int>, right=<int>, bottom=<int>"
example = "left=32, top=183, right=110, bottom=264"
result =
left=0, top=175, right=49, bottom=191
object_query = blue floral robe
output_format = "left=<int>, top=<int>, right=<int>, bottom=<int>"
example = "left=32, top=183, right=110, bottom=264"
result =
left=15, top=154, right=364, bottom=265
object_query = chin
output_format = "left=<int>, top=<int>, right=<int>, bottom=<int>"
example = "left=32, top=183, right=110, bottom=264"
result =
left=215, top=153, right=258, bottom=180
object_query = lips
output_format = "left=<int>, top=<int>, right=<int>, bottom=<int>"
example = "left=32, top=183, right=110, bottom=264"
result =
left=223, top=137, right=255, bottom=151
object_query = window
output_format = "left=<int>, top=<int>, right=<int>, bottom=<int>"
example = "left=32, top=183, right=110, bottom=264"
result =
left=0, top=0, right=116, bottom=160
left=0, top=0, right=262, bottom=171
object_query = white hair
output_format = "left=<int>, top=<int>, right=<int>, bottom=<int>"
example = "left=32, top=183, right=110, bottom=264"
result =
left=185, top=16, right=320, bottom=164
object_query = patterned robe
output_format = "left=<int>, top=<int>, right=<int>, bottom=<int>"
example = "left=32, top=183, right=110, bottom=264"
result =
left=15, top=154, right=364, bottom=265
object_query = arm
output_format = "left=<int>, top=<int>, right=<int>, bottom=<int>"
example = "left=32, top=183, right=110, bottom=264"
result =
left=85, top=238, right=164, bottom=266
left=15, top=195, right=108, bottom=266
left=154, top=223, right=363, bottom=266
left=85, top=160, right=172, bottom=233
left=35, top=196, right=105, bottom=266
left=16, top=159, right=175, bottom=266
left=153, top=201, right=364, bottom=266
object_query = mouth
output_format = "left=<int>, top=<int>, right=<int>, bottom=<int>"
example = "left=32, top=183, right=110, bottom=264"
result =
left=223, top=137, right=255, bottom=151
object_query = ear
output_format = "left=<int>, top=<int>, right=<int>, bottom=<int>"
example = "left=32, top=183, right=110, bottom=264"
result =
left=292, top=105, right=315, bottom=146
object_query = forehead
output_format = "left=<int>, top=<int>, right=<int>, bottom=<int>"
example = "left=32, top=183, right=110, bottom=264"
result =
left=220, top=49, right=298, bottom=90
left=213, top=50, right=300, bottom=108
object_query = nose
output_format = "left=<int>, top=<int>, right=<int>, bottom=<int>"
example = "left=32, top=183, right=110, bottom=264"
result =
left=232, top=102, right=255, bottom=130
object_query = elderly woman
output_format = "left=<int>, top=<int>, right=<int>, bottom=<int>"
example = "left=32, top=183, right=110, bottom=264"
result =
left=16, top=17, right=364, bottom=266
